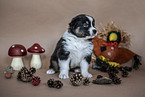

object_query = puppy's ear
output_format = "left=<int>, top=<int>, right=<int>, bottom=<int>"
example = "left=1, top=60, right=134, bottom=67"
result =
left=69, top=17, right=77, bottom=33
left=69, top=22, right=73, bottom=30
left=68, top=14, right=85, bottom=33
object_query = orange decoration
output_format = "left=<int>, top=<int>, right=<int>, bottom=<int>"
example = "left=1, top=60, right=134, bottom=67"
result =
left=93, top=37, right=136, bottom=64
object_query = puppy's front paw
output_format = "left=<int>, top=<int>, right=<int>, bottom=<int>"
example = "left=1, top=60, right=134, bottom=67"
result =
left=46, top=69, right=55, bottom=74
left=82, top=72, right=92, bottom=78
left=59, top=73, right=69, bottom=79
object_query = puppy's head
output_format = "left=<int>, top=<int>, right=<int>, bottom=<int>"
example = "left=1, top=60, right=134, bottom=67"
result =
left=69, top=14, right=97, bottom=39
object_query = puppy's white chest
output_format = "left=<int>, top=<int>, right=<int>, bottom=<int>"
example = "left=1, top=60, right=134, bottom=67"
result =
left=64, top=36, right=93, bottom=67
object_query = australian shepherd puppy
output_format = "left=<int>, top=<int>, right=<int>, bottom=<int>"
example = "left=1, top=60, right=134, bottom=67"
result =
left=47, top=14, right=97, bottom=79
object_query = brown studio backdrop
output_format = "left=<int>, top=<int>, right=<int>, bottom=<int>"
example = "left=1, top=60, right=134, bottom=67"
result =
left=0, top=0, right=145, bottom=67
left=0, top=0, right=145, bottom=97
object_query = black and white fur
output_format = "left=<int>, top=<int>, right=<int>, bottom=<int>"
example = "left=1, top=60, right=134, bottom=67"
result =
left=46, top=14, right=97, bottom=79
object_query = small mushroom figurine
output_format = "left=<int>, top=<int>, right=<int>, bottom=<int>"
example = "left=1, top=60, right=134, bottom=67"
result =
left=28, top=43, right=45, bottom=69
left=8, top=44, right=27, bottom=70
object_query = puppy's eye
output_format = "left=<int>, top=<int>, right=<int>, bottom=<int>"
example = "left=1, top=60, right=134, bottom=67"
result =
left=83, top=23, right=89, bottom=28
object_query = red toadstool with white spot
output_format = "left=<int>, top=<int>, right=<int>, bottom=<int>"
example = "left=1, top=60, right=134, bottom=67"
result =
left=28, top=43, right=45, bottom=69
left=8, top=44, right=27, bottom=70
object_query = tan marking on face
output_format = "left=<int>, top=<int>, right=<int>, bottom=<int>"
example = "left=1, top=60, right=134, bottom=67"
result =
left=86, top=21, right=89, bottom=25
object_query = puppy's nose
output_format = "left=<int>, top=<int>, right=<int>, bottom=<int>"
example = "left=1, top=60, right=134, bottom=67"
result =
left=93, top=30, right=97, bottom=34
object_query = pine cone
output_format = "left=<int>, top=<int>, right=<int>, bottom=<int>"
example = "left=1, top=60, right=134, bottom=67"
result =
left=31, top=76, right=41, bottom=86
left=112, top=77, right=121, bottom=84
left=108, top=67, right=121, bottom=85
left=124, top=66, right=132, bottom=72
left=108, top=72, right=116, bottom=79
left=17, top=67, right=33, bottom=82
left=107, top=66, right=119, bottom=74
left=29, top=67, right=36, bottom=75
left=121, top=70, right=128, bottom=77
left=54, top=80, right=63, bottom=89
left=83, top=78, right=90, bottom=86
left=47, top=79, right=55, bottom=88
left=70, top=73, right=83, bottom=86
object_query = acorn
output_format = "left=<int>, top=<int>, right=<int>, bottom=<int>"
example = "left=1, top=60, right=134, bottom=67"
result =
left=5, top=72, right=12, bottom=79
